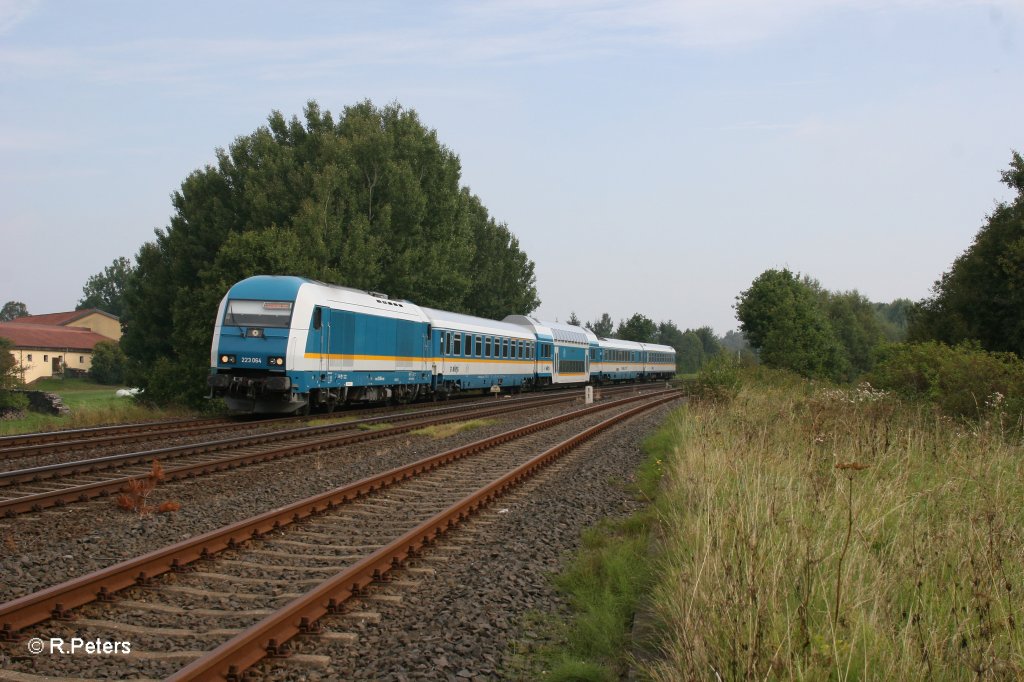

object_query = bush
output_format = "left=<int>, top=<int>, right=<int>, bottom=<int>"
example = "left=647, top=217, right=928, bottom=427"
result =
left=0, top=389, right=28, bottom=412
left=690, top=354, right=743, bottom=402
left=868, top=341, right=1024, bottom=421
left=89, top=340, right=127, bottom=385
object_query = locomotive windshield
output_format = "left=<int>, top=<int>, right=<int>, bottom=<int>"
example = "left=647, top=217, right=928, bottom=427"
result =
left=223, top=300, right=293, bottom=328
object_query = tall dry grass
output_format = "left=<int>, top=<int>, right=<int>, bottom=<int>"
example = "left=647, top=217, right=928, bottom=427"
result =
left=644, top=372, right=1024, bottom=680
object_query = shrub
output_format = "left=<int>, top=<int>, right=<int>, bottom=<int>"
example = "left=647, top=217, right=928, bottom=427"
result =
left=89, top=340, right=127, bottom=385
left=691, top=354, right=743, bottom=402
left=868, top=341, right=1024, bottom=421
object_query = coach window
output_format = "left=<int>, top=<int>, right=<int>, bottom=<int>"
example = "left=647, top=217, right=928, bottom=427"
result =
left=475, top=335, right=482, bottom=357
left=484, top=337, right=491, bottom=357
left=445, top=332, right=452, bottom=356
left=454, top=333, right=462, bottom=356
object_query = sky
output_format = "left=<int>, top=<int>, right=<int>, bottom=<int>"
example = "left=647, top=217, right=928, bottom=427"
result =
left=0, top=0, right=1021, bottom=335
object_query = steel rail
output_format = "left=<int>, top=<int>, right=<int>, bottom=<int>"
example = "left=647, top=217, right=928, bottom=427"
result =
left=1, top=387, right=626, bottom=485
left=168, top=391, right=682, bottom=681
left=0, top=389, right=680, bottom=642
left=0, top=385, right=629, bottom=480
left=0, top=392, right=585, bottom=517
left=0, top=383, right=654, bottom=460
left=0, top=417, right=286, bottom=461
left=0, top=417, right=237, bottom=450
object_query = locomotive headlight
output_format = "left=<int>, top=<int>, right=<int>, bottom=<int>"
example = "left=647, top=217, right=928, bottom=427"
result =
left=269, top=356, right=285, bottom=366
left=220, top=354, right=236, bottom=364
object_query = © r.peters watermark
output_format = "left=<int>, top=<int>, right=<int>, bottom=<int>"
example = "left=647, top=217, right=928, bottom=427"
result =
left=27, top=637, right=131, bottom=655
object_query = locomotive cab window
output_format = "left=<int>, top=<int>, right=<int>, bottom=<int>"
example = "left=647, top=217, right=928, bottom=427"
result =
left=224, top=300, right=294, bottom=328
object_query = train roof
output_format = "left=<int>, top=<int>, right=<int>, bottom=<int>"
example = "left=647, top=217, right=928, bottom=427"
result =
left=503, top=316, right=596, bottom=346
left=225, top=276, right=430, bottom=322
left=597, top=337, right=676, bottom=354
left=421, top=308, right=534, bottom=338
left=640, top=341, right=676, bottom=354
left=597, top=337, right=646, bottom=351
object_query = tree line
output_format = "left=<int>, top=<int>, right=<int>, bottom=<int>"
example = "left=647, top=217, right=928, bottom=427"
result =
left=733, top=151, right=1024, bottom=415
left=566, top=311, right=753, bottom=374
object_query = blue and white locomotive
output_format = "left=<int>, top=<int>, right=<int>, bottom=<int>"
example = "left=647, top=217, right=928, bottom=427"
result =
left=207, top=275, right=676, bottom=414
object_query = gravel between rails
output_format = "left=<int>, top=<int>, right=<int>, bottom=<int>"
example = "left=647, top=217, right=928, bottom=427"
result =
left=250, top=402, right=678, bottom=682
left=0, top=397, right=613, bottom=604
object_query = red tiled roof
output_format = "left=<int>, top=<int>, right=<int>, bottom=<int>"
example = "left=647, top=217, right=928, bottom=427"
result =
left=10, top=309, right=118, bottom=326
left=0, top=322, right=111, bottom=351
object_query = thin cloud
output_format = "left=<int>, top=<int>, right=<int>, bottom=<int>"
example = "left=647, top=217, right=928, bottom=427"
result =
left=0, top=0, right=1020, bottom=86
left=0, top=0, right=36, bottom=35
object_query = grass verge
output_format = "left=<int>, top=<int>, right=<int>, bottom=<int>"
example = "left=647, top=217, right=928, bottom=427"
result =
left=507, top=412, right=678, bottom=680
left=0, top=378, right=195, bottom=435
left=642, top=370, right=1024, bottom=680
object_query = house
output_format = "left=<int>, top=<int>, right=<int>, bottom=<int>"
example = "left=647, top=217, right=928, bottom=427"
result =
left=0, top=309, right=121, bottom=384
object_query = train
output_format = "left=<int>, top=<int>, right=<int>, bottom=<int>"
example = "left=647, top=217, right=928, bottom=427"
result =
left=207, top=275, right=677, bottom=414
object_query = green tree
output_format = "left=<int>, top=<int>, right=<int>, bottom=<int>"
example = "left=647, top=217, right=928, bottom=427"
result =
left=735, top=269, right=848, bottom=381
left=463, top=191, right=539, bottom=319
left=873, top=298, right=913, bottom=341
left=89, top=340, right=127, bottom=385
left=615, top=313, right=658, bottom=343
left=567, top=312, right=581, bottom=326
left=691, top=326, right=721, bottom=359
left=0, top=301, right=28, bottom=321
left=656, top=320, right=685, bottom=350
left=586, top=313, right=614, bottom=338
left=827, top=290, right=885, bottom=379
left=120, top=100, right=538, bottom=405
left=0, top=336, right=27, bottom=411
left=78, top=256, right=134, bottom=317
left=910, top=151, right=1024, bottom=356
left=677, top=332, right=705, bottom=373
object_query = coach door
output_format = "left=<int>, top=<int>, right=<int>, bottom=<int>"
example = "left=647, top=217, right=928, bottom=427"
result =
left=553, top=346, right=559, bottom=382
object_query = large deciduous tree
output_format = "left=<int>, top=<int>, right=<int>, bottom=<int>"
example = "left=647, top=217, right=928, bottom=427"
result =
left=0, top=302, right=28, bottom=321
left=615, top=313, right=658, bottom=343
left=121, top=100, right=539, bottom=405
left=735, top=269, right=848, bottom=381
left=910, top=151, right=1024, bottom=356
left=78, top=256, right=134, bottom=317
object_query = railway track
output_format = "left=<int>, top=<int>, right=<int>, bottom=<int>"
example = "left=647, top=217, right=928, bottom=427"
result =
left=0, top=386, right=651, bottom=518
left=0, top=417, right=238, bottom=460
left=0, top=389, right=680, bottom=680
left=0, top=383, right=650, bottom=465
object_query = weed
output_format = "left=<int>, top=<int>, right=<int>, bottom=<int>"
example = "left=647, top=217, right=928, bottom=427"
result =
left=115, top=459, right=181, bottom=516
left=412, top=419, right=495, bottom=439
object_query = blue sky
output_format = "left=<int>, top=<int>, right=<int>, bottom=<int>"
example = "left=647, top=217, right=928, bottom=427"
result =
left=1, top=0, right=1021, bottom=334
